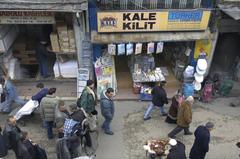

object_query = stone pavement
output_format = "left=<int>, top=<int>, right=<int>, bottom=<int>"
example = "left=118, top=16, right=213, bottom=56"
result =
left=0, top=98, right=240, bottom=159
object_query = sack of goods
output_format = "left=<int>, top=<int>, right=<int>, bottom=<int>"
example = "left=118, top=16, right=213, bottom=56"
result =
left=183, top=83, right=194, bottom=98
left=143, top=139, right=169, bottom=156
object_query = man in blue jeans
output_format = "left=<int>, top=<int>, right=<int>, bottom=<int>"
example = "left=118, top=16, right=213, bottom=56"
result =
left=100, top=88, right=115, bottom=135
left=0, top=75, right=26, bottom=113
left=144, top=81, right=168, bottom=120
left=40, top=88, right=59, bottom=139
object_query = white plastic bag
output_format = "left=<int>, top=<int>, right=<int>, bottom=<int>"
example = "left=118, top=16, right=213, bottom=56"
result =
left=117, top=44, right=125, bottom=55
left=15, top=100, right=39, bottom=120
left=156, top=42, right=164, bottom=54
left=126, top=43, right=133, bottom=55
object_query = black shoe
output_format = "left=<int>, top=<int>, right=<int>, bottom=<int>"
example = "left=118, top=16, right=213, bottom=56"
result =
left=161, top=113, right=167, bottom=116
left=184, top=132, right=193, bottom=135
left=168, top=134, right=176, bottom=139
left=105, top=131, right=114, bottom=135
left=144, top=116, right=151, bottom=121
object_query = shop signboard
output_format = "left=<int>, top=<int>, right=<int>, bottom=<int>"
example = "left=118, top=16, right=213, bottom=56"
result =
left=0, top=11, right=55, bottom=24
left=97, top=10, right=210, bottom=32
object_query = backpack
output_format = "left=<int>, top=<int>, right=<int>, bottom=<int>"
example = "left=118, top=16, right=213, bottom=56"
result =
left=63, top=119, right=79, bottom=137
left=202, top=81, right=213, bottom=103
left=71, top=123, right=85, bottom=137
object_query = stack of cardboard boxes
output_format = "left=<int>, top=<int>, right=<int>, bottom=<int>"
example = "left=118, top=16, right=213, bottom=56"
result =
left=68, top=29, right=76, bottom=53
left=50, top=23, right=76, bottom=53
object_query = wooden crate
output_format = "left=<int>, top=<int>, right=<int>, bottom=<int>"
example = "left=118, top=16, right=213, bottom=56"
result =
left=50, top=33, right=60, bottom=52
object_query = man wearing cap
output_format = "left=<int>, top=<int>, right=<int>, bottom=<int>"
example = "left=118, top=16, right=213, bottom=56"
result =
left=167, top=139, right=187, bottom=159
left=189, top=122, right=214, bottom=159
left=144, top=81, right=168, bottom=120
left=168, top=96, right=194, bottom=138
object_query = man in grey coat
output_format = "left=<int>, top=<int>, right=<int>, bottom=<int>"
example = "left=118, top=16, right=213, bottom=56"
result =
left=40, top=88, right=59, bottom=139
left=100, top=88, right=115, bottom=135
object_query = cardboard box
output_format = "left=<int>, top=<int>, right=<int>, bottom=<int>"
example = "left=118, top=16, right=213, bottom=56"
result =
left=50, top=33, right=60, bottom=52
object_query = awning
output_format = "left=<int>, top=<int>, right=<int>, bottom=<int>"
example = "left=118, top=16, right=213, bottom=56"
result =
left=218, top=3, right=240, bottom=20
left=0, top=0, right=88, bottom=12
left=91, top=29, right=213, bottom=44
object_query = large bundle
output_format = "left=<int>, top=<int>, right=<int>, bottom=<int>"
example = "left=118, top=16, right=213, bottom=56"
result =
left=144, top=139, right=169, bottom=156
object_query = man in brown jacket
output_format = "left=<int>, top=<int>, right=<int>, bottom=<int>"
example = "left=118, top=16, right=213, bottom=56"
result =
left=168, top=96, right=194, bottom=138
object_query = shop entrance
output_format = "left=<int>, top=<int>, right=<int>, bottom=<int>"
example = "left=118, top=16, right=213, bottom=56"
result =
left=114, top=55, right=137, bottom=99
left=1, top=13, right=78, bottom=80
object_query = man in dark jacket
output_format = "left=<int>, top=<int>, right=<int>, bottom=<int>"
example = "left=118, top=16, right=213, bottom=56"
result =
left=167, top=139, right=187, bottom=159
left=189, top=122, right=214, bottom=159
left=100, top=88, right=115, bottom=135
left=3, top=116, right=22, bottom=158
left=31, top=83, right=49, bottom=104
left=0, top=126, right=8, bottom=158
left=144, top=81, right=168, bottom=120
left=35, top=38, right=55, bottom=78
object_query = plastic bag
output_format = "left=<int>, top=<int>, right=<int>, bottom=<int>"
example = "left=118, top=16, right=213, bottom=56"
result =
left=126, top=43, right=133, bottom=55
left=135, top=43, right=142, bottom=55
left=118, top=44, right=125, bottom=55
left=108, top=44, right=116, bottom=55
left=147, top=42, right=155, bottom=54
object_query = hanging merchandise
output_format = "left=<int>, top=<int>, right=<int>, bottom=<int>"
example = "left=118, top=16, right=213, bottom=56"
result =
left=156, top=42, right=164, bottom=54
left=126, top=43, right=134, bottom=56
left=118, top=43, right=125, bottom=55
left=147, top=42, right=155, bottom=54
left=196, top=59, right=208, bottom=75
left=194, top=72, right=204, bottom=83
left=108, top=44, right=116, bottom=55
left=193, top=80, right=202, bottom=91
left=185, top=47, right=192, bottom=56
left=183, top=65, right=195, bottom=78
left=135, top=43, right=142, bottom=55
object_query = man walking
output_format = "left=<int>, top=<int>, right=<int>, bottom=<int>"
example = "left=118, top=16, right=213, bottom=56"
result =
left=100, top=88, right=115, bottom=135
left=144, top=81, right=168, bottom=120
left=189, top=122, right=214, bottom=159
left=168, top=96, right=194, bottom=138
left=40, top=88, right=58, bottom=139
left=31, top=83, right=49, bottom=104
left=0, top=75, right=26, bottom=113
left=77, top=80, right=97, bottom=115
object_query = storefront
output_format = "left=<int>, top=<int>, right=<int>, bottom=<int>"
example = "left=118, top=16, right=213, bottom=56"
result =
left=90, top=9, right=217, bottom=100
left=0, top=0, right=88, bottom=97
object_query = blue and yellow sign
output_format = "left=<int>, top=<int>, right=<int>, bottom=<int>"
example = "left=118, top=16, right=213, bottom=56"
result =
left=97, top=10, right=211, bottom=32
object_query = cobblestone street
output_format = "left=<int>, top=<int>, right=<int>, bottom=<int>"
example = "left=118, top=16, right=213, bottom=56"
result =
left=0, top=98, right=240, bottom=159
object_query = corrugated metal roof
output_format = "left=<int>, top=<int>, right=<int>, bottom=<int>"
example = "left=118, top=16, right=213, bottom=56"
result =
left=218, top=3, right=240, bottom=20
